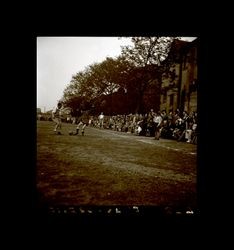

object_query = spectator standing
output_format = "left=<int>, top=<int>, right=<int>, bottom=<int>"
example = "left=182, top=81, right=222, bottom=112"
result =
left=154, top=112, right=163, bottom=140
left=98, top=112, right=104, bottom=128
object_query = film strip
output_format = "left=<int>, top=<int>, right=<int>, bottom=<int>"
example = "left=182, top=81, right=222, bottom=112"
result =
left=43, top=206, right=198, bottom=217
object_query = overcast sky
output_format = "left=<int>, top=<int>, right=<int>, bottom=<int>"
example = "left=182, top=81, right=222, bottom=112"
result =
left=37, top=36, right=196, bottom=112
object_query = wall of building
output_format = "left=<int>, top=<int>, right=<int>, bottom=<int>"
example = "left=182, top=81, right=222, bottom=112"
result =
left=160, top=39, right=197, bottom=114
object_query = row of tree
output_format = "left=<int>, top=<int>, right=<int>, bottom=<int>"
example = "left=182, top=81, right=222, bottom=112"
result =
left=62, top=37, right=179, bottom=116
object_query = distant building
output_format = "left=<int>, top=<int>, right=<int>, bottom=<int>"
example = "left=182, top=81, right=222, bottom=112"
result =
left=160, top=38, right=198, bottom=113
left=37, top=108, right=42, bottom=114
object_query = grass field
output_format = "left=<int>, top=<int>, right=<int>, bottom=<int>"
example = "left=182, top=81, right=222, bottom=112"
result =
left=37, top=121, right=197, bottom=209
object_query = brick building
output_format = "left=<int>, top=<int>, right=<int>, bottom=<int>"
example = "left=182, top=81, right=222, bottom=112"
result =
left=160, top=38, right=198, bottom=114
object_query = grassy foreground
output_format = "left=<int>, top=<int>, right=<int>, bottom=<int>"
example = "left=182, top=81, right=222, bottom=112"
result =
left=37, top=121, right=197, bottom=209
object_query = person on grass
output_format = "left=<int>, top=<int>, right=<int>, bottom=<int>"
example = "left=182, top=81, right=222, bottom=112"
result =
left=52, top=101, right=63, bottom=135
left=70, top=110, right=89, bottom=136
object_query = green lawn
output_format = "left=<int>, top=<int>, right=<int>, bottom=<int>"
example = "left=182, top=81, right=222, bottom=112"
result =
left=37, top=121, right=197, bottom=208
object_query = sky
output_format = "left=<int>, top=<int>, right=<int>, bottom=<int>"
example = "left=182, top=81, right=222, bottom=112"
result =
left=37, top=36, right=197, bottom=112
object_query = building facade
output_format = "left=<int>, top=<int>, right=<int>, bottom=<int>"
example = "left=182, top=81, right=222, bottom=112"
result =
left=160, top=39, right=198, bottom=114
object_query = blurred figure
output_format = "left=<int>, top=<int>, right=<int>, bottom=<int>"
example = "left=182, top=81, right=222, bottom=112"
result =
left=98, top=112, right=104, bottom=128
left=154, top=112, right=162, bottom=140
left=73, top=119, right=86, bottom=136
left=70, top=110, right=89, bottom=136
left=52, top=101, right=63, bottom=134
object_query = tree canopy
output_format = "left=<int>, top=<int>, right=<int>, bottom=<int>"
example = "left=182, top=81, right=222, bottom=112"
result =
left=62, top=37, right=179, bottom=115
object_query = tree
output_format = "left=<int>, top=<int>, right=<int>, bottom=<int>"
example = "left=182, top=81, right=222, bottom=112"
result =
left=62, top=56, right=132, bottom=115
left=62, top=37, right=180, bottom=116
left=120, top=37, right=178, bottom=113
left=121, top=37, right=174, bottom=67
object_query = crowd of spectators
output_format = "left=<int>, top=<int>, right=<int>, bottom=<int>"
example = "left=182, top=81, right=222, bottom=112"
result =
left=37, top=108, right=198, bottom=144
left=87, top=109, right=198, bottom=144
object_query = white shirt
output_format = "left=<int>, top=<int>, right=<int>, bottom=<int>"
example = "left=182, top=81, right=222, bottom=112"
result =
left=154, top=115, right=162, bottom=124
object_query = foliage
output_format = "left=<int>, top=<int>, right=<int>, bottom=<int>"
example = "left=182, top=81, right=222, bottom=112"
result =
left=121, top=37, right=175, bottom=67
left=62, top=37, right=179, bottom=115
